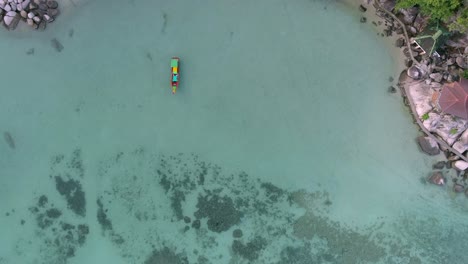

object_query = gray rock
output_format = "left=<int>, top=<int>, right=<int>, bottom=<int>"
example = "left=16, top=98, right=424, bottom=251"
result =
left=26, top=17, right=33, bottom=25
left=407, top=26, right=417, bottom=35
left=43, top=13, right=52, bottom=22
left=399, top=8, right=417, bottom=25
left=448, top=154, right=460, bottom=161
left=359, top=4, right=367, bottom=12
left=417, top=136, right=440, bottom=155
left=395, top=38, right=405, bottom=48
left=46, top=0, right=56, bottom=9
left=407, top=65, right=422, bottom=79
left=413, top=13, right=427, bottom=31
left=447, top=75, right=455, bottom=82
left=47, top=7, right=57, bottom=18
left=3, top=12, right=19, bottom=29
left=454, top=160, right=468, bottom=171
left=429, top=72, right=443, bottom=83
left=4, top=3, right=11, bottom=11
left=453, top=141, right=468, bottom=154
left=428, top=171, right=445, bottom=185
left=453, top=183, right=465, bottom=193
left=432, top=161, right=446, bottom=170
left=431, top=82, right=442, bottom=89
left=32, top=15, right=40, bottom=23
left=3, top=15, right=13, bottom=25
left=388, top=86, right=397, bottom=93
left=395, top=26, right=403, bottom=35
left=404, top=58, right=413, bottom=67
left=10, top=2, right=15, bottom=11
left=37, top=19, right=45, bottom=30
left=465, top=46, right=468, bottom=55
left=460, top=129, right=468, bottom=145
left=360, top=16, right=366, bottom=23
left=28, top=2, right=37, bottom=10
left=456, top=57, right=468, bottom=69
left=20, top=0, right=29, bottom=9
left=27, top=11, right=33, bottom=18
left=20, top=10, right=26, bottom=18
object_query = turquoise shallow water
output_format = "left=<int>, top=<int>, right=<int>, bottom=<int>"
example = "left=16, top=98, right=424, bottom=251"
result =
left=1, top=0, right=468, bottom=263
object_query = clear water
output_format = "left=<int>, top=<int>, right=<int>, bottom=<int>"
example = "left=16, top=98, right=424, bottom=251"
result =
left=1, top=0, right=468, bottom=263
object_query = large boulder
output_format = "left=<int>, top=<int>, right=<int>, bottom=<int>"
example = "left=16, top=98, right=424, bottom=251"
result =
left=407, top=81, right=434, bottom=116
left=430, top=115, right=467, bottom=146
left=453, top=183, right=465, bottom=193
left=3, top=11, right=19, bottom=30
left=398, top=7, right=419, bottom=25
left=453, top=141, right=468, bottom=154
left=429, top=72, right=443, bottom=83
left=21, top=0, right=30, bottom=10
left=408, top=65, right=423, bottom=79
left=432, top=161, right=446, bottom=169
left=395, top=38, right=405, bottom=48
left=460, top=129, right=468, bottom=145
left=454, top=160, right=468, bottom=171
left=456, top=56, right=468, bottom=69
left=428, top=171, right=445, bottom=186
left=417, top=136, right=440, bottom=155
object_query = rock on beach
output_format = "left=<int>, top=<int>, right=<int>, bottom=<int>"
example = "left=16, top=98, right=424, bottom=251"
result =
left=417, top=136, right=440, bottom=156
left=428, top=171, right=445, bottom=186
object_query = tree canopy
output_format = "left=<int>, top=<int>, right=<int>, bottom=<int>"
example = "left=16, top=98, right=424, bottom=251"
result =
left=395, top=0, right=468, bottom=33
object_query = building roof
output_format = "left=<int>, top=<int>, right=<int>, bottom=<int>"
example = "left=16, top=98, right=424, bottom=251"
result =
left=438, top=78, right=468, bottom=119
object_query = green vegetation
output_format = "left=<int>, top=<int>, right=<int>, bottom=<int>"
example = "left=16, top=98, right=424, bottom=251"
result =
left=450, top=128, right=458, bottom=135
left=463, top=69, right=468, bottom=79
left=449, top=9, right=468, bottom=33
left=422, top=113, right=430, bottom=120
left=396, top=0, right=468, bottom=33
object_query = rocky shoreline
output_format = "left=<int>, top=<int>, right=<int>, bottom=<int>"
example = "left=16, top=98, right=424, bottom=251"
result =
left=0, top=0, right=59, bottom=31
left=357, top=0, right=468, bottom=197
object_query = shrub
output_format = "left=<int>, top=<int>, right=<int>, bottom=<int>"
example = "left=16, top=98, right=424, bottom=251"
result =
left=422, top=113, right=430, bottom=120
left=449, top=9, right=468, bottom=33
left=462, top=70, right=468, bottom=79
left=450, top=128, right=458, bottom=134
left=396, top=0, right=462, bottom=21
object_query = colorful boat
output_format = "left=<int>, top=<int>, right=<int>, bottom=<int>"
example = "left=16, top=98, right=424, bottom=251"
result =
left=170, top=57, right=180, bottom=94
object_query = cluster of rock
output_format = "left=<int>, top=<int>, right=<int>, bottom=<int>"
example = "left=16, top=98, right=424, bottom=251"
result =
left=361, top=0, right=468, bottom=197
left=0, top=0, right=59, bottom=30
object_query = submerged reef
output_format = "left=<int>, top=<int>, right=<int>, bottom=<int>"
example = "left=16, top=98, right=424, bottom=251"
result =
left=9, top=147, right=468, bottom=263
left=26, top=192, right=89, bottom=264
left=194, top=192, right=243, bottom=233
left=94, top=148, right=447, bottom=263
left=144, top=247, right=189, bottom=264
